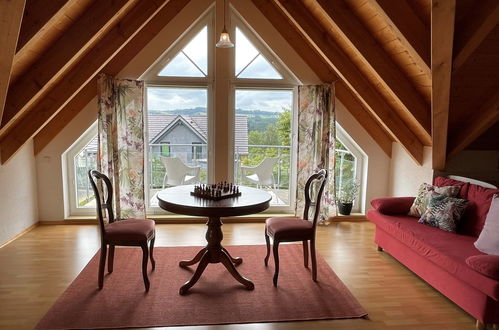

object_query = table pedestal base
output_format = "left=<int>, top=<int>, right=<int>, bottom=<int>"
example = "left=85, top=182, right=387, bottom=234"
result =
left=179, top=217, right=254, bottom=295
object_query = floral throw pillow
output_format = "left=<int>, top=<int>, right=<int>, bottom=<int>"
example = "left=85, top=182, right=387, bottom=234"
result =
left=408, top=183, right=461, bottom=217
left=419, top=193, right=468, bottom=233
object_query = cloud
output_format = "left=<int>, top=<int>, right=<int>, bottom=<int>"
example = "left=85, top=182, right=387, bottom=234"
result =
left=147, top=87, right=207, bottom=111
left=236, top=90, right=293, bottom=112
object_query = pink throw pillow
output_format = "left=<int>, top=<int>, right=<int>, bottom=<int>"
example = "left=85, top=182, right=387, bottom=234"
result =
left=474, top=194, right=499, bottom=254
left=466, top=255, right=499, bottom=280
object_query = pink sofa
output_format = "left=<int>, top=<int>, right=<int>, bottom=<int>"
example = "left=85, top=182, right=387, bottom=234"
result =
left=367, top=176, right=499, bottom=326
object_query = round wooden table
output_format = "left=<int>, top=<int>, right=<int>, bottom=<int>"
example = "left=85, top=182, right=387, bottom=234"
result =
left=157, top=185, right=271, bottom=295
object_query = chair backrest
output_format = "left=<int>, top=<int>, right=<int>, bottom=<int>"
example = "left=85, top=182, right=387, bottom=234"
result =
left=161, top=156, right=190, bottom=186
left=253, top=157, right=278, bottom=185
left=88, top=170, right=115, bottom=234
left=303, top=169, right=328, bottom=227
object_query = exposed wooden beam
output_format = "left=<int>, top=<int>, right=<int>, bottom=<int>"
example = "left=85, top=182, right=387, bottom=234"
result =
left=368, top=0, right=430, bottom=77
left=336, top=82, right=393, bottom=157
left=34, top=0, right=193, bottom=154
left=448, top=91, right=499, bottom=159
left=0, top=0, right=177, bottom=163
left=453, top=0, right=499, bottom=72
left=431, top=0, right=456, bottom=170
left=315, top=0, right=431, bottom=146
left=250, top=0, right=337, bottom=83
left=16, top=0, right=71, bottom=52
left=1, top=0, right=138, bottom=136
left=277, top=0, right=424, bottom=164
left=33, top=82, right=96, bottom=155
left=0, top=0, right=25, bottom=124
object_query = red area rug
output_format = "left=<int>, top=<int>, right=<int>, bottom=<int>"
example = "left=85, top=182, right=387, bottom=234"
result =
left=36, top=245, right=367, bottom=329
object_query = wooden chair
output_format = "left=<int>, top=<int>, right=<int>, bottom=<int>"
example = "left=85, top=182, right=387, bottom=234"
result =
left=88, top=170, right=156, bottom=291
left=264, top=169, right=328, bottom=286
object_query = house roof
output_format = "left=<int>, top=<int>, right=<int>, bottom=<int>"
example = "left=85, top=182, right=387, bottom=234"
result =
left=0, top=0, right=497, bottom=168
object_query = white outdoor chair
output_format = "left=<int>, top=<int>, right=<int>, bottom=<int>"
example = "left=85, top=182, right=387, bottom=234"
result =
left=241, top=157, right=278, bottom=189
left=161, top=156, right=200, bottom=187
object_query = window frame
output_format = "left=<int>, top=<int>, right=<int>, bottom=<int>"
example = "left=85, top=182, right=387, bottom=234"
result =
left=63, top=121, right=98, bottom=217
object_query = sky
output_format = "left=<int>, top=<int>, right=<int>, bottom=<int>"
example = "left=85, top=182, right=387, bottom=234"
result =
left=147, top=88, right=292, bottom=113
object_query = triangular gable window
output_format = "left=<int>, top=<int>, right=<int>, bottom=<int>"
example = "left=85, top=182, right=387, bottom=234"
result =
left=159, top=26, right=208, bottom=78
left=235, top=27, right=282, bottom=79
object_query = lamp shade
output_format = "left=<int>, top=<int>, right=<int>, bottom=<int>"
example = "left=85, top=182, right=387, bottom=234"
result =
left=216, top=28, right=234, bottom=48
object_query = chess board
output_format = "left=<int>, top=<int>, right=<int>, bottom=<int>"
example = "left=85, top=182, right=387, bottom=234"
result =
left=190, top=182, right=241, bottom=201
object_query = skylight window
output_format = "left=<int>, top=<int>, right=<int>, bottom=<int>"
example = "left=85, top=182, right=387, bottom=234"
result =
left=235, top=28, right=282, bottom=79
left=159, top=26, right=208, bottom=77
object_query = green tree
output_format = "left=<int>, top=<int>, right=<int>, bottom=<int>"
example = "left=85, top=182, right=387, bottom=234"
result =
left=276, top=109, right=291, bottom=146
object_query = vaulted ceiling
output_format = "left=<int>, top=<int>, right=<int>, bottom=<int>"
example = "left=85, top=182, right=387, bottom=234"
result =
left=0, top=0, right=497, bottom=169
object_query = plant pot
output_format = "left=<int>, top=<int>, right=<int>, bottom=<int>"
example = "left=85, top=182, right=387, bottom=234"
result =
left=338, top=202, right=353, bottom=215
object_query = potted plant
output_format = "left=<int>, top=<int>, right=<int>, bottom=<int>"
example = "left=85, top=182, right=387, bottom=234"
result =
left=337, top=178, right=360, bottom=215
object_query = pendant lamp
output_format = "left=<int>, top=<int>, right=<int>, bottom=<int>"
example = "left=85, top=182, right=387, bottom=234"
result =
left=216, top=0, right=234, bottom=48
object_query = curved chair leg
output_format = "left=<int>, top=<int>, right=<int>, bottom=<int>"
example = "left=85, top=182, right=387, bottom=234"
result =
left=303, top=240, right=309, bottom=268
left=149, top=237, right=156, bottom=270
left=310, top=237, right=317, bottom=282
left=108, top=245, right=115, bottom=274
left=141, top=244, right=150, bottom=292
left=264, top=230, right=271, bottom=266
left=273, top=241, right=280, bottom=286
left=98, top=244, right=107, bottom=289
left=162, top=173, right=167, bottom=189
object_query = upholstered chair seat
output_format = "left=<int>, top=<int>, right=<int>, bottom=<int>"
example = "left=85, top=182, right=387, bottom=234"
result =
left=266, top=217, right=314, bottom=240
left=105, top=219, right=156, bottom=241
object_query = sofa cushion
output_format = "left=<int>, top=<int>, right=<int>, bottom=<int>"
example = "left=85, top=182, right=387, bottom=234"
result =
left=368, top=210, right=499, bottom=300
left=466, top=255, right=499, bottom=280
left=409, top=183, right=461, bottom=217
left=462, top=185, right=499, bottom=237
left=474, top=195, right=499, bottom=255
left=434, top=176, right=470, bottom=199
left=418, top=193, right=468, bottom=233
left=371, top=197, right=415, bottom=215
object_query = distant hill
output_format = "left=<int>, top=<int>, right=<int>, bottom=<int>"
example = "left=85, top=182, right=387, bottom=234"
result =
left=148, top=107, right=281, bottom=132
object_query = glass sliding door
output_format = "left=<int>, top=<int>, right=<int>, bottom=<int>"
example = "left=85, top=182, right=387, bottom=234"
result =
left=146, top=87, right=208, bottom=207
left=234, top=89, right=293, bottom=206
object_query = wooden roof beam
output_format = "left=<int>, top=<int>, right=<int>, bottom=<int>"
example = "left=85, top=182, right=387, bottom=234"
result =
left=431, top=0, right=455, bottom=170
left=448, top=91, right=499, bottom=159
left=0, top=0, right=139, bottom=136
left=15, top=0, right=73, bottom=53
left=34, top=0, right=194, bottom=154
left=367, top=0, right=430, bottom=78
left=336, top=82, right=393, bottom=157
left=315, top=0, right=431, bottom=146
left=0, top=0, right=25, bottom=123
left=249, top=0, right=337, bottom=83
left=453, top=0, right=499, bottom=72
left=0, top=0, right=178, bottom=164
left=276, top=0, right=424, bottom=164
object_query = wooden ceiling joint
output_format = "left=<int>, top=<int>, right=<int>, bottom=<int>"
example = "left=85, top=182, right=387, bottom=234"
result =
left=336, top=82, right=393, bottom=157
left=34, top=0, right=194, bottom=154
left=431, top=0, right=456, bottom=170
left=276, top=0, right=423, bottom=164
left=447, top=91, right=499, bottom=159
left=0, top=0, right=139, bottom=138
left=314, top=0, right=431, bottom=146
left=0, top=0, right=178, bottom=164
left=0, top=0, right=25, bottom=124
left=367, top=0, right=430, bottom=78
left=453, top=0, right=499, bottom=72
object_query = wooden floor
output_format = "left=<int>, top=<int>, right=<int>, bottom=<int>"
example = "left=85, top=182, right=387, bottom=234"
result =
left=0, top=221, right=475, bottom=330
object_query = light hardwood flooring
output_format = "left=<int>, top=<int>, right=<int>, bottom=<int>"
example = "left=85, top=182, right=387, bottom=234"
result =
left=0, top=221, right=475, bottom=330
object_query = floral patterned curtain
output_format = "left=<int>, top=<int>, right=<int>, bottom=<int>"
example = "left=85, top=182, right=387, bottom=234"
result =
left=97, top=73, right=146, bottom=220
left=295, top=84, right=336, bottom=224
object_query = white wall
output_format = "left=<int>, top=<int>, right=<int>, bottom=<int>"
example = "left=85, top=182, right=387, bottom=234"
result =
left=0, top=142, right=38, bottom=245
left=335, top=99, right=391, bottom=211
left=389, top=143, right=433, bottom=196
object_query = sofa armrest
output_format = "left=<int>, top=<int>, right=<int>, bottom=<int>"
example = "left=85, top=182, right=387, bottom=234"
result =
left=371, top=197, right=415, bottom=215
